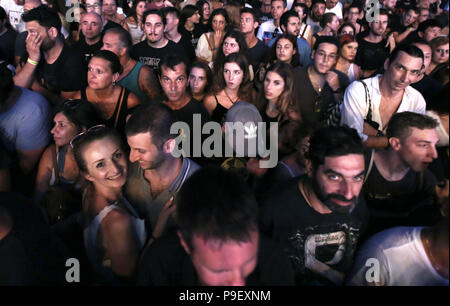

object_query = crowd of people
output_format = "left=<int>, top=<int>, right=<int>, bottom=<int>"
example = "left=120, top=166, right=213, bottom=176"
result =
left=0, top=0, right=448, bottom=286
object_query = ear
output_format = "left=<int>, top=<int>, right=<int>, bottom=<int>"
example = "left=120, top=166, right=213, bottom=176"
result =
left=418, top=31, right=423, bottom=38
left=305, top=159, right=314, bottom=178
left=163, top=138, right=176, bottom=154
left=113, top=72, right=120, bottom=83
left=83, top=171, right=95, bottom=183
left=253, top=21, right=259, bottom=30
left=281, top=25, right=286, bottom=33
left=389, top=137, right=402, bottom=151
left=48, top=27, right=58, bottom=39
left=177, top=231, right=191, bottom=255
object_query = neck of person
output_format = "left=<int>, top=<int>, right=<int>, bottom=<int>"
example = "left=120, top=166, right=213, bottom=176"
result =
left=91, top=84, right=116, bottom=100
left=321, top=27, right=334, bottom=36
left=224, top=86, right=239, bottom=100
left=366, top=31, right=384, bottom=43
left=92, top=182, right=123, bottom=204
left=165, top=92, right=191, bottom=109
left=426, top=61, right=438, bottom=75
left=144, top=155, right=183, bottom=186
left=421, top=224, right=450, bottom=279
left=308, top=65, right=326, bottom=85
left=185, top=21, right=195, bottom=31
left=273, top=18, right=280, bottom=28
left=148, top=36, right=169, bottom=48
left=374, top=148, right=411, bottom=181
left=336, top=55, right=350, bottom=67
left=44, top=38, right=64, bottom=64
left=119, top=55, right=136, bottom=77
left=192, top=91, right=205, bottom=101
left=301, top=177, right=333, bottom=214
left=85, top=34, right=101, bottom=46
left=379, top=74, right=405, bottom=99
left=244, top=31, right=258, bottom=47
left=165, top=29, right=181, bottom=43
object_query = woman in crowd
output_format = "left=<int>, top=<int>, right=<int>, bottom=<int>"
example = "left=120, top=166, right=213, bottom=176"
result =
left=35, top=100, right=101, bottom=202
left=196, top=0, right=212, bottom=27
left=427, top=36, right=449, bottom=85
left=196, top=8, right=230, bottom=63
left=334, top=34, right=360, bottom=83
left=189, top=61, right=213, bottom=103
left=311, top=12, right=339, bottom=48
left=124, top=0, right=146, bottom=45
left=203, top=53, right=253, bottom=123
left=73, top=50, right=140, bottom=134
left=254, top=62, right=300, bottom=124
left=292, top=2, right=313, bottom=47
left=223, top=1, right=241, bottom=30
left=337, top=22, right=356, bottom=37
left=72, top=126, right=146, bottom=284
left=211, top=29, right=248, bottom=71
left=180, top=4, right=207, bottom=49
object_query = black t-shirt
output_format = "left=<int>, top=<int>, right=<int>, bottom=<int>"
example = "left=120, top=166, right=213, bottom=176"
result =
left=411, top=74, right=443, bottom=104
left=0, top=28, right=17, bottom=65
left=72, top=39, right=103, bottom=67
left=355, top=34, right=390, bottom=71
left=292, top=66, right=350, bottom=127
left=247, top=39, right=268, bottom=72
left=175, top=34, right=196, bottom=63
left=259, top=175, right=369, bottom=286
left=130, top=40, right=190, bottom=74
left=78, top=19, right=122, bottom=42
left=137, top=231, right=295, bottom=285
left=179, top=23, right=208, bottom=49
left=26, top=45, right=88, bottom=94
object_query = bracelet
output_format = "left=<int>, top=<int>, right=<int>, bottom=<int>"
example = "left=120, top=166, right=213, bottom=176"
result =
left=27, top=58, right=39, bottom=66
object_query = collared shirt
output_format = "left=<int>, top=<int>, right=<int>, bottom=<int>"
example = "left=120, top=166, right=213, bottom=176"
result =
left=124, top=157, right=200, bottom=233
left=340, top=75, right=426, bottom=142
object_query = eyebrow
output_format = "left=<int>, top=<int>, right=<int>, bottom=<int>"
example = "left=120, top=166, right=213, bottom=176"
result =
left=396, top=63, right=421, bottom=73
left=324, top=169, right=365, bottom=177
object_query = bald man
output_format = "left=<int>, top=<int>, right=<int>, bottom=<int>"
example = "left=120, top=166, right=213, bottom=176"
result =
left=73, top=12, right=104, bottom=65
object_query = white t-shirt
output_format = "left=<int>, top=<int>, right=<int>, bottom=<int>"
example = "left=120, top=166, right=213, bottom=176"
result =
left=256, top=19, right=282, bottom=43
left=325, top=1, right=343, bottom=19
left=0, top=0, right=25, bottom=32
left=347, top=227, right=449, bottom=286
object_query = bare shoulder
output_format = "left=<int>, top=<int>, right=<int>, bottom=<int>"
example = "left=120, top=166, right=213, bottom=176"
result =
left=203, top=93, right=218, bottom=114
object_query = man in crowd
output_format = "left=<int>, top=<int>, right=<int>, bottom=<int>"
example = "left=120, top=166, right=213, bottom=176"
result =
left=391, top=6, right=420, bottom=44
left=325, top=0, right=343, bottom=20
left=73, top=12, right=104, bottom=66
left=306, top=0, right=326, bottom=34
left=257, top=0, right=287, bottom=43
left=240, top=7, right=268, bottom=72
left=341, top=45, right=426, bottom=149
left=259, top=126, right=369, bottom=285
left=125, top=103, right=201, bottom=241
left=101, top=27, right=161, bottom=103
left=13, top=5, right=86, bottom=105
left=130, top=9, right=188, bottom=73
left=293, top=36, right=349, bottom=127
left=137, top=167, right=295, bottom=285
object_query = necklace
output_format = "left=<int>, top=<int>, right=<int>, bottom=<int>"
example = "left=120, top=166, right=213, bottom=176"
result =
left=224, top=89, right=238, bottom=104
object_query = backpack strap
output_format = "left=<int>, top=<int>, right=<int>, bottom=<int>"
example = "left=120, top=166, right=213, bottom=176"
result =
left=359, top=80, right=373, bottom=122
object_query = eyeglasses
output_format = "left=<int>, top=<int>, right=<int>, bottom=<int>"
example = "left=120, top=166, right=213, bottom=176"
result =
left=69, top=124, right=106, bottom=149
left=62, top=99, right=82, bottom=110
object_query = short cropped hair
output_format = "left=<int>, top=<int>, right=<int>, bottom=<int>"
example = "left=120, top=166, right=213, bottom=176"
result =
left=280, top=10, right=299, bottom=29
left=159, top=54, right=189, bottom=77
left=418, top=19, right=442, bottom=33
left=104, top=27, right=132, bottom=51
left=306, top=126, right=365, bottom=170
left=313, top=35, right=339, bottom=51
left=175, top=167, right=259, bottom=250
left=388, top=44, right=424, bottom=65
left=386, top=112, right=439, bottom=141
left=22, top=5, right=62, bottom=32
left=143, top=9, right=166, bottom=26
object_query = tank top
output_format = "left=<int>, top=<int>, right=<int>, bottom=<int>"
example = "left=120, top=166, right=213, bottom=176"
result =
left=347, top=63, right=357, bottom=83
left=126, top=21, right=144, bottom=45
left=118, top=61, right=149, bottom=104
left=211, top=95, right=229, bottom=123
left=49, top=145, right=76, bottom=186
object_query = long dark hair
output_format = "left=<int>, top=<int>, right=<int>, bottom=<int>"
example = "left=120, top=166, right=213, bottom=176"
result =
left=265, top=34, right=300, bottom=67
left=212, top=29, right=248, bottom=73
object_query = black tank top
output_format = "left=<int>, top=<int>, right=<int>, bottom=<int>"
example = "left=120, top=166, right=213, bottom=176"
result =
left=211, top=95, right=229, bottom=123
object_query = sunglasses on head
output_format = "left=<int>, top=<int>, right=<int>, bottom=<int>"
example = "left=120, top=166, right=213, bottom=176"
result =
left=69, top=124, right=106, bottom=149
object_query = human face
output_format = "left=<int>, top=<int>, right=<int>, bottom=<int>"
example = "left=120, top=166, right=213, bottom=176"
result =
left=312, top=42, right=338, bottom=74
left=385, top=51, right=423, bottom=91
left=164, top=12, right=178, bottom=33
left=395, top=128, right=439, bottom=172
left=432, top=43, right=449, bottom=64
left=422, top=27, right=440, bottom=42
left=286, top=16, right=301, bottom=37
left=85, top=0, right=102, bottom=15
left=181, top=231, right=259, bottom=286
left=276, top=38, right=296, bottom=64
left=339, top=25, right=354, bottom=36
left=88, top=57, right=118, bottom=90
left=240, top=12, right=256, bottom=35
left=136, top=1, right=147, bottom=17
left=383, top=0, right=397, bottom=9
left=83, top=137, right=127, bottom=188
left=328, top=15, right=340, bottom=32
left=144, top=14, right=165, bottom=43
left=311, top=154, right=365, bottom=214
left=223, top=62, right=244, bottom=90
left=203, top=3, right=211, bottom=20
left=101, top=32, right=122, bottom=55
left=81, top=13, right=102, bottom=40
left=312, top=3, right=325, bottom=19
left=223, top=37, right=240, bottom=56
left=370, top=14, right=388, bottom=36
left=419, top=9, right=430, bottom=23
left=189, top=67, right=208, bottom=94
left=294, top=6, right=305, bottom=23
left=340, top=42, right=358, bottom=61
left=25, top=21, right=56, bottom=52
left=51, top=112, right=79, bottom=147
left=212, top=14, right=226, bottom=32
left=102, top=0, right=117, bottom=18
left=403, top=9, right=419, bottom=27
left=159, top=63, right=188, bottom=102
left=271, top=0, right=286, bottom=21
left=264, top=71, right=285, bottom=102
left=262, top=0, right=272, bottom=14
left=413, top=43, right=432, bottom=72
left=326, top=0, right=338, bottom=9
left=188, top=11, right=201, bottom=24
left=128, top=132, right=166, bottom=170
left=347, top=7, right=360, bottom=23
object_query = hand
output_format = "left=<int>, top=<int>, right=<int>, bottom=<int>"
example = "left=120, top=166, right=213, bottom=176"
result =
left=325, top=71, right=340, bottom=92
left=25, top=32, right=43, bottom=62
left=363, top=121, right=379, bottom=136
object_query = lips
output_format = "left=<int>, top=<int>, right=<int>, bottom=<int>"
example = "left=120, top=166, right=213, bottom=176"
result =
left=107, top=172, right=124, bottom=180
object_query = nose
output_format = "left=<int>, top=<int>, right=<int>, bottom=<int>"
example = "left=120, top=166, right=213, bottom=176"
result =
left=170, top=81, right=177, bottom=91
left=339, top=180, right=354, bottom=200
left=50, top=124, right=57, bottom=135
left=129, top=150, right=138, bottom=163
left=110, top=159, right=122, bottom=175
left=429, top=145, right=438, bottom=160
left=226, top=271, right=245, bottom=286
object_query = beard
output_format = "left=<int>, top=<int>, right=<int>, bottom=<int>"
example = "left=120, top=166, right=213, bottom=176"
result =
left=41, top=38, right=56, bottom=51
left=311, top=176, right=358, bottom=214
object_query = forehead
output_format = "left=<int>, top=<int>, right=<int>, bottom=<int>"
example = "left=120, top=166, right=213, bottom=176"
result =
left=414, top=43, right=432, bottom=53
left=127, top=132, right=154, bottom=148
left=86, top=0, right=100, bottom=4
left=224, top=62, right=241, bottom=70
left=103, top=0, right=116, bottom=4
left=82, top=13, right=101, bottom=23
left=83, top=138, right=120, bottom=162
left=241, top=12, right=254, bottom=20
left=272, top=0, right=284, bottom=7
left=404, top=127, right=439, bottom=143
left=161, top=63, right=187, bottom=77
left=26, top=20, right=45, bottom=30
left=390, top=51, right=423, bottom=69
left=54, top=112, right=70, bottom=122
left=89, top=57, right=110, bottom=69
left=145, top=14, right=163, bottom=23
left=349, top=7, right=359, bottom=12
left=224, top=36, right=237, bottom=43
left=190, top=67, right=206, bottom=76
left=213, top=14, right=225, bottom=21
left=266, top=71, right=283, bottom=80
left=316, top=42, right=338, bottom=53
left=288, top=16, right=300, bottom=23
left=103, top=32, right=119, bottom=42
left=319, top=154, right=365, bottom=174
left=436, top=43, right=449, bottom=49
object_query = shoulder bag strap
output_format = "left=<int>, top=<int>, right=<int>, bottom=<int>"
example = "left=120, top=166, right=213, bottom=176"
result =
left=113, top=87, right=126, bottom=129
left=359, top=80, right=373, bottom=122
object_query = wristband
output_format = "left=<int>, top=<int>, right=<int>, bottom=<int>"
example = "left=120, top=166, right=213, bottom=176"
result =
left=27, top=58, right=39, bottom=66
